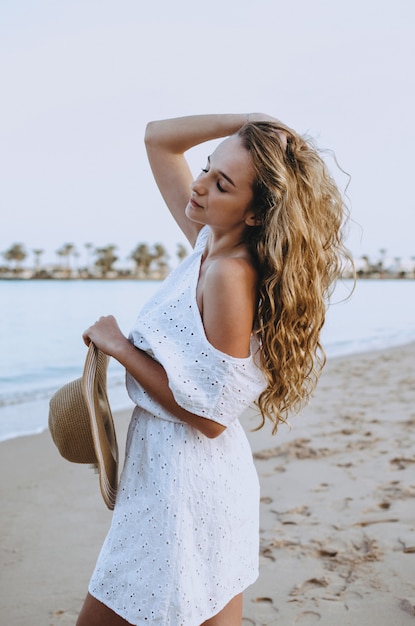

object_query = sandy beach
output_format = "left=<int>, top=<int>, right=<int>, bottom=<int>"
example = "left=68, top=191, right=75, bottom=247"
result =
left=1, top=343, right=415, bottom=625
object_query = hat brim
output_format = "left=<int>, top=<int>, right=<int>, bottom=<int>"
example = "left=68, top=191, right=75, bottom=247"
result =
left=82, top=343, right=118, bottom=510
left=48, top=343, right=118, bottom=510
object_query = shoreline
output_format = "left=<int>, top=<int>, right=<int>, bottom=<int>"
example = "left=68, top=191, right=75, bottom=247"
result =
left=1, top=342, right=415, bottom=624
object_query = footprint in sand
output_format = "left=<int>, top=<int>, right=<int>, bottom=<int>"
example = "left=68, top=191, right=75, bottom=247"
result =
left=290, top=577, right=330, bottom=597
left=390, top=456, right=415, bottom=470
left=343, top=589, right=364, bottom=610
left=362, top=500, right=391, bottom=514
left=378, top=501, right=391, bottom=509
left=294, top=610, right=322, bottom=623
left=399, top=598, right=415, bottom=616
left=50, top=609, right=79, bottom=624
left=250, top=597, right=279, bottom=623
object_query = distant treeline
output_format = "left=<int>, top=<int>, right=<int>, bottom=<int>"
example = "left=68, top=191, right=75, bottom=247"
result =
left=0, top=242, right=188, bottom=280
left=1, top=243, right=414, bottom=280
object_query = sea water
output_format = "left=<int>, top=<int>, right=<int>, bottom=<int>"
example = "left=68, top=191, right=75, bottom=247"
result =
left=0, top=278, right=414, bottom=441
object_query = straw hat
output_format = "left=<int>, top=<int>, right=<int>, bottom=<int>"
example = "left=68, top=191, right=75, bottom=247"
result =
left=48, top=342, right=118, bottom=510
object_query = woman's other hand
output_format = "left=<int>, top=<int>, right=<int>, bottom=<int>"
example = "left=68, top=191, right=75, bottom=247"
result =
left=82, top=315, right=129, bottom=357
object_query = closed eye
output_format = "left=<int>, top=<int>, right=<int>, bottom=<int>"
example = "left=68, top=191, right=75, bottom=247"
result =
left=200, top=166, right=226, bottom=193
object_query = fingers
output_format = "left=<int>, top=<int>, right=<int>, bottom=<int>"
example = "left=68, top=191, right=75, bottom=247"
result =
left=82, top=315, right=124, bottom=355
left=82, top=317, right=105, bottom=347
left=82, top=332, right=91, bottom=347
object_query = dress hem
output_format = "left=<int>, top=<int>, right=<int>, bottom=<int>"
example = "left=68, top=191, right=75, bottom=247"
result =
left=88, top=571, right=259, bottom=626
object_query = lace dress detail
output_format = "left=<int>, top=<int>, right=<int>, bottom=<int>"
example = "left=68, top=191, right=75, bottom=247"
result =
left=88, top=227, right=266, bottom=625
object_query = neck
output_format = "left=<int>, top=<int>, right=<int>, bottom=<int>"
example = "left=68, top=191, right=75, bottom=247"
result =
left=203, top=226, right=248, bottom=261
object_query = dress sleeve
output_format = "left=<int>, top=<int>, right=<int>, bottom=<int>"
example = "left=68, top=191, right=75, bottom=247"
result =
left=127, top=331, right=266, bottom=428
left=163, top=339, right=266, bottom=426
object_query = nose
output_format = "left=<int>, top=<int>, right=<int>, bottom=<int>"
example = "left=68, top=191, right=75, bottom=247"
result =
left=191, top=172, right=207, bottom=195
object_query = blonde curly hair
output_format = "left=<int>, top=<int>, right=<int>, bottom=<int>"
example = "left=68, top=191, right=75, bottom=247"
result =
left=238, top=121, right=352, bottom=433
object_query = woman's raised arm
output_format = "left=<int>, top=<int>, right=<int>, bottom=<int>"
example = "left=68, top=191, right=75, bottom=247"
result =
left=144, top=114, right=248, bottom=245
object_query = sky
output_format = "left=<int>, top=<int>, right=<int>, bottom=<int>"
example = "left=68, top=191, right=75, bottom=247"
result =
left=1, top=0, right=414, bottom=269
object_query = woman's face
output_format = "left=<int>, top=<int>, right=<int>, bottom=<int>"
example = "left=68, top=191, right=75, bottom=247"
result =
left=186, top=135, right=257, bottom=232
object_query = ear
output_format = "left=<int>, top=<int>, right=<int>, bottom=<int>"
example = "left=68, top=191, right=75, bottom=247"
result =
left=244, top=211, right=262, bottom=227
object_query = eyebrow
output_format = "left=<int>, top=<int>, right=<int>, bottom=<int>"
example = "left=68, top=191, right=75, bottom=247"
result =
left=207, top=156, right=236, bottom=187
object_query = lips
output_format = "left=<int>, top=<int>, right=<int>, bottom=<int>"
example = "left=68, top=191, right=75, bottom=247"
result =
left=190, top=197, right=203, bottom=209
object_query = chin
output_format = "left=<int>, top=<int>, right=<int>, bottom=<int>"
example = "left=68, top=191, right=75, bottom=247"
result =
left=185, top=205, right=204, bottom=224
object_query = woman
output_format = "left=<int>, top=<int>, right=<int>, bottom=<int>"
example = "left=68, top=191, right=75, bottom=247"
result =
left=77, top=113, right=350, bottom=625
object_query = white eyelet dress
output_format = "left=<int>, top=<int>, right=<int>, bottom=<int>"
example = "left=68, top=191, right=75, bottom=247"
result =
left=88, top=226, right=266, bottom=625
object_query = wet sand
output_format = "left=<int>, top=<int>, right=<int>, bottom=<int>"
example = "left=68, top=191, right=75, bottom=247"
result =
left=1, top=343, right=415, bottom=625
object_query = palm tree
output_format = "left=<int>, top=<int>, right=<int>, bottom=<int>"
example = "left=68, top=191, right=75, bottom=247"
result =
left=56, top=243, right=76, bottom=277
left=130, top=243, right=154, bottom=278
left=176, top=243, right=188, bottom=264
left=152, top=243, right=170, bottom=278
left=377, top=248, right=387, bottom=276
left=32, top=248, right=44, bottom=276
left=84, top=242, right=94, bottom=275
left=3, top=243, right=27, bottom=274
left=360, top=255, right=372, bottom=277
left=95, top=245, right=118, bottom=278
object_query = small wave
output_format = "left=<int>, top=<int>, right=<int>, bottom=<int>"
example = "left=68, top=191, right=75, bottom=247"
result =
left=325, top=329, right=415, bottom=358
left=0, top=368, right=126, bottom=408
left=0, top=385, right=64, bottom=408
left=0, top=424, right=46, bottom=443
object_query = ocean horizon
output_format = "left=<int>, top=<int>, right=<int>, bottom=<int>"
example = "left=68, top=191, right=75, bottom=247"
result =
left=1, top=278, right=414, bottom=442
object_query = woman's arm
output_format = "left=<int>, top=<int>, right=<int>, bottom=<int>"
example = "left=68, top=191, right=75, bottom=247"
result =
left=83, top=316, right=226, bottom=438
left=145, top=114, right=249, bottom=246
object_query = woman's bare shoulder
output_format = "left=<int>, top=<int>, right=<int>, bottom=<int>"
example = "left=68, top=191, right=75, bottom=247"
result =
left=201, top=256, right=258, bottom=357
left=205, top=255, right=257, bottom=287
